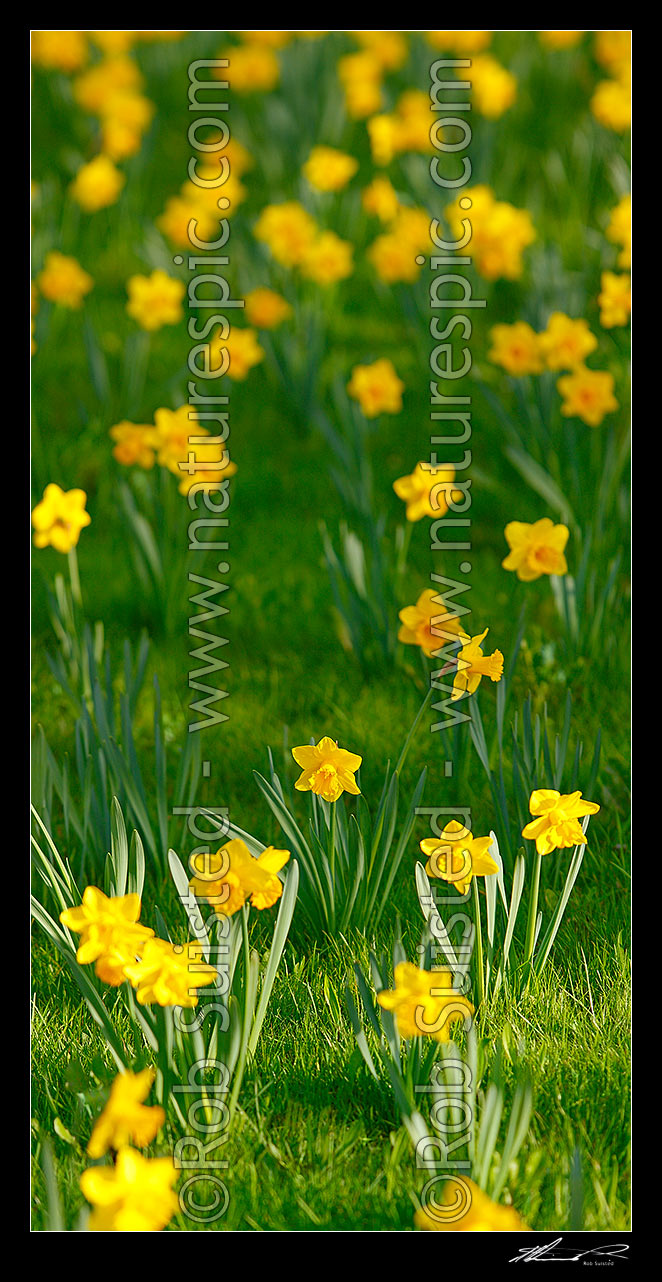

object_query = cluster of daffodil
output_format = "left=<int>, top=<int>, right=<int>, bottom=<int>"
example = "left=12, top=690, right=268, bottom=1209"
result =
left=32, top=796, right=298, bottom=1231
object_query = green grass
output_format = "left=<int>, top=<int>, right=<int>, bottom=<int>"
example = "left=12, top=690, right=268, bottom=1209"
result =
left=31, top=29, right=630, bottom=1232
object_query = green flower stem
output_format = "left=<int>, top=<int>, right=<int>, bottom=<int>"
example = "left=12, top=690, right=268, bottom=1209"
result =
left=472, top=878, right=485, bottom=1008
left=227, top=904, right=252, bottom=1123
left=524, top=846, right=543, bottom=965
left=67, top=546, right=82, bottom=609
left=329, top=800, right=337, bottom=893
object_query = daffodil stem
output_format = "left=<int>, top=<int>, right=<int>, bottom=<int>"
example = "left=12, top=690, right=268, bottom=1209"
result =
left=329, top=801, right=336, bottom=899
left=472, top=879, right=485, bottom=1008
left=67, top=546, right=82, bottom=610
left=524, top=847, right=543, bottom=965
left=228, top=906, right=252, bottom=1123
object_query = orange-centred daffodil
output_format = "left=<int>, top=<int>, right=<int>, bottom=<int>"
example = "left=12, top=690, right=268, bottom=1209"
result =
left=60, top=887, right=154, bottom=985
left=502, top=518, right=569, bottom=581
left=419, top=820, right=498, bottom=896
left=123, top=938, right=217, bottom=1007
left=393, top=462, right=458, bottom=522
left=522, top=789, right=600, bottom=855
left=398, top=588, right=467, bottom=658
left=292, top=737, right=362, bottom=802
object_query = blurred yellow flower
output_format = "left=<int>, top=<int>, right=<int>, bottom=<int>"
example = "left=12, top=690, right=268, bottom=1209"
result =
left=353, top=31, right=408, bottom=71
left=338, top=52, right=383, bottom=119
left=303, top=145, right=358, bottom=192
left=238, top=31, right=291, bottom=48
left=594, top=31, right=631, bottom=76
left=80, top=1147, right=178, bottom=1232
left=464, top=55, right=517, bottom=118
left=591, top=78, right=631, bottom=132
left=522, top=789, right=600, bottom=855
left=244, top=287, right=292, bottom=329
left=557, top=365, right=618, bottom=426
left=91, top=31, right=136, bottom=55
left=59, top=886, right=153, bottom=985
left=301, top=231, right=354, bottom=285
left=445, top=186, right=535, bottom=281
left=189, top=839, right=290, bottom=917
left=254, top=201, right=317, bottom=268
left=157, top=195, right=219, bottom=249
left=377, top=962, right=474, bottom=1041
left=216, top=44, right=280, bottom=92
left=153, top=406, right=237, bottom=494
left=126, top=270, right=184, bottom=331
left=398, top=588, right=467, bottom=658
left=415, top=1178, right=529, bottom=1231
left=502, top=518, right=569, bottom=581
left=598, top=271, right=631, bottom=328
left=74, top=56, right=143, bottom=114
left=390, top=207, right=432, bottom=255
left=606, top=194, right=631, bottom=269
left=87, top=1069, right=165, bottom=1158
left=32, top=483, right=91, bottom=553
left=347, top=357, right=404, bottom=417
left=539, top=31, right=583, bottom=50
left=452, top=629, right=504, bottom=701
left=488, top=322, right=543, bottom=376
left=71, top=155, right=125, bottom=211
left=32, top=30, right=89, bottom=72
left=426, top=31, right=491, bottom=53
left=368, top=233, right=420, bottom=283
left=419, top=820, right=498, bottom=896
left=209, top=326, right=264, bottom=380
left=393, top=462, right=458, bottom=522
left=124, top=938, right=217, bottom=1008
left=292, top=737, right=362, bottom=803
left=361, top=177, right=400, bottom=223
left=538, top=313, right=598, bottom=371
left=110, top=421, right=158, bottom=468
left=367, top=113, right=401, bottom=166
left=37, top=251, right=93, bottom=308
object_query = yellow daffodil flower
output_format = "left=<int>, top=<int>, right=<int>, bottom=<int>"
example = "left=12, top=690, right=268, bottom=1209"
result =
left=301, top=231, right=354, bottom=285
left=37, top=252, right=93, bottom=308
left=80, top=1147, right=179, bottom=1232
left=502, top=518, right=569, bottom=581
left=539, top=31, right=583, bottom=49
left=254, top=201, right=318, bottom=268
left=606, top=194, right=631, bottom=269
left=557, top=365, right=618, bottom=427
left=415, top=1177, right=529, bottom=1231
left=464, top=55, right=516, bottom=118
left=347, top=357, right=404, bottom=417
left=32, top=30, right=89, bottom=72
left=303, top=145, right=358, bottom=193
left=215, top=44, right=280, bottom=92
left=292, top=737, right=362, bottom=803
left=70, top=155, right=125, bottom=211
left=452, top=629, right=504, bottom=701
left=426, top=32, right=491, bottom=54
left=377, top=962, right=474, bottom=1042
left=368, top=232, right=421, bottom=283
left=445, top=186, right=535, bottom=281
left=209, top=326, right=264, bottom=380
left=152, top=405, right=237, bottom=495
left=419, top=820, right=498, bottom=895
left=244, top=288, right=292, bottom=330
left=126, top=269, right=184, bottom=331
left=488, top=322, right=544, bottom=376
left=393, top=462, right=458, bottom=522
left=87, top=1069, right=165, bottom=1158
left=32, top=483, right=91, bottom=553
left=60, top=886, right=154, bottom=985
left=397, top=588, right=467, bottom=658
left=361, top=177, right=400, bottom=223
left=598, top=271, right=631, bottom=328
left=522, top=789, right=600, bottom=855
left=538, top=313, right=598, bottom=371
left=109, top=421, right=158, bottom=468
left=124, top=938, right=217, bottom=1008
left=189, top=839, right=290, bottom=916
